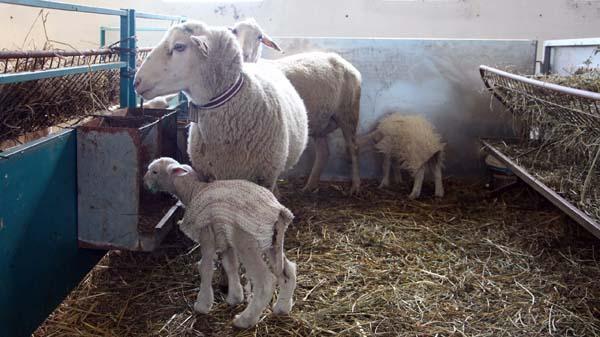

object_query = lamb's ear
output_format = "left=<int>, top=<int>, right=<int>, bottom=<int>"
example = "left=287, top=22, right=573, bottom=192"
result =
left=190, top=35, right=209, bottom=58
left=261, top=34, right=282, bottom=53
left=167, top=164, right=189, bottom=177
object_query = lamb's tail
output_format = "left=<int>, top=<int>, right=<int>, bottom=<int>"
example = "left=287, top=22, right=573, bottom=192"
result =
left=426, top=148, right=445, bottom=172
left=273, top=207, right=293, bottom=276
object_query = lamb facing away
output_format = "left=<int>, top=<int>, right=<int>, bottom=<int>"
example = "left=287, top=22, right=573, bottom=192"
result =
left=232, top=18, right=362, bottom=194
left=144, top=157, right=297, bottom=328
left=134, top=21, right=308, bottom=191
left=358, top=113, right=445, bottom=199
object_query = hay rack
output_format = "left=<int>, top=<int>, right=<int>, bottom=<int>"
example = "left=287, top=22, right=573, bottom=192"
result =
left=480, top=65, right=600, bottom=239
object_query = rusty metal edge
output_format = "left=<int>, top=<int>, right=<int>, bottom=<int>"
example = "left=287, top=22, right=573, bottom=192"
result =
left=481, top=139, right=600, bottom=240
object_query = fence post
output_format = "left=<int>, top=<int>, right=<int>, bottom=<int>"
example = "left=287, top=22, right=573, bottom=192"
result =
left=100, top=27, right=106, bottom=48
left=119, top=9, right=136, bottom=108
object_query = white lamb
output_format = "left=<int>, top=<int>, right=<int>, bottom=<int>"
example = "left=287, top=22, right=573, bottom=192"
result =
left=143, top=157, right=297, bottom=329
left=358, top=113, right=445, bottom=199
left=231, top=18, right=362, bottom=194
left=134, top=21, right=308, bottom=191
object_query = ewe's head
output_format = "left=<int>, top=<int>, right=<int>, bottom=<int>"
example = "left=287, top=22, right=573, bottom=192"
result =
left=134, top=21, right=242, bottom=102
left=144, top=157, right=196, bottom=194
left=231, top=18, right=281, bottom=63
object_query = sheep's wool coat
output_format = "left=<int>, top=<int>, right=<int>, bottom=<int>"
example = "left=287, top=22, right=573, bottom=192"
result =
left=179, top=179, right=290, bottom=251
left=272, top=52, right=361, bottom=137
left=188, top=62, right=308, bottom=185
left=375, top=114, right=445, bottom=175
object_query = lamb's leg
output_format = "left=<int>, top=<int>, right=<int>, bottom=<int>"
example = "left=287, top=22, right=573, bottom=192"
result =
left=303, top=136, right=329, bottom=192
left=408, top=166, right=426, bottom=200
left=221, top=248, right=244, bottom=306
left=232, top=239, right=275, bottom=328
left=340, top=122, right=361, bottom=195
left=434, top=161, right=444, bottom=198
left=194, top=244, right=216, bottom=314
left=379, top=153, right=392, bottom=189
left=271, top=256, right=297, bottom=315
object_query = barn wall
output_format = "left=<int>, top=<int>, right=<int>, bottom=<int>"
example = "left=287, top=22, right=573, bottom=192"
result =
left=0, top=0, right=599, bottom=57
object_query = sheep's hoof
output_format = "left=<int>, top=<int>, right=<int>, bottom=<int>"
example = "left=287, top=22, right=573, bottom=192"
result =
left=377, top=182, right=389, bottom=190
left=272, top=300, right=293, bottom=315
left=301, top=185, right=318, bottom=193
left=435, top=191, right=445, bottom=198
left=233, top=313, right=259, bottom=329
left=408, top=192, right=419, bottom=200
left=349, top=184, right=360, bottom=195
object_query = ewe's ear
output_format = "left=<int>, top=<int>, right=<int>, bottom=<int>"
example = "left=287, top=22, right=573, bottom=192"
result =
left=167, top=164, right=189, bottom=177
left=190, top=35, right=209, bottom=58
left=261, top=34, right=282, bottom=53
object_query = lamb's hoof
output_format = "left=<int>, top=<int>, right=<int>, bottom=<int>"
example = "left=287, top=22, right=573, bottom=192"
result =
left=378, top=183, right=389, bottom=190
left=194, top=292, right=213, bottom=314
left=301, top=185, right=318, bottom=193
left=233, top=313, right=259, bottom=329
left=272, top=300, right=293, bottom=315
left=194, top=300, right=212, bottom=314
left=226, top=288, right=244, bottom=306
left=435, top=191, right=445, bottom=198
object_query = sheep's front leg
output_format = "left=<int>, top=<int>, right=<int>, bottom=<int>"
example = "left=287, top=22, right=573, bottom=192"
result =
left=379, top=153, right=392, bottom=189
left=303, top=136, right=329, bottom=192
left=408, top=166, right=425, bottom=200
left=271, top=255, right=297, bottom=315
left=232, top=238, right=275, bottom=328
left=221, top=248, right=244, bottom=306
left=194, top=243, right=216, bottom=314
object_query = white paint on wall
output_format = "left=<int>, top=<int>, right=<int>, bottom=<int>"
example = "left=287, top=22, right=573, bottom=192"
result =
left=1, top=0, right=599, bottom=58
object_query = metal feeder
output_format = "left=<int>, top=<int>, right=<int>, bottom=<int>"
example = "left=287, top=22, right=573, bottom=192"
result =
left=77, top=112, right=179, bottom=251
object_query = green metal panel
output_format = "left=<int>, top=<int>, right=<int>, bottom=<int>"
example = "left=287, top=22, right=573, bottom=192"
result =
left=0, top=130, right=105, bottom=337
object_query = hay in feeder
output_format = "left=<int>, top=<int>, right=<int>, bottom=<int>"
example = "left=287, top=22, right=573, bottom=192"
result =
left=33, top=179, right=600, bottom=336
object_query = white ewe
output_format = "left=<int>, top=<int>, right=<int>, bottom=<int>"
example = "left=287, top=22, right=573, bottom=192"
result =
left=144, top=157, right=297, bottom=328
left=359, top=113, right=445, bottom=199
left=231, top=18, right=362, bottom=195
left=134, top=21, right=308, bottom=191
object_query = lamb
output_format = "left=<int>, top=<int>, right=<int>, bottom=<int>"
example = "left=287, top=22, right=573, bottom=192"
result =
left=143, top=157, right=297, bottom=328
left=358, top=113, right=445, bottom=199
left=231, top=18, right=362, bottom=194
left=134, top=21, right=308, bottom=192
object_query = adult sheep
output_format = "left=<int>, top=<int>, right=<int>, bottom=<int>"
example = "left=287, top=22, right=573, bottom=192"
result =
left=134, top=21, right=308, bottom=191
left=232, top=18, right=362, bottom=195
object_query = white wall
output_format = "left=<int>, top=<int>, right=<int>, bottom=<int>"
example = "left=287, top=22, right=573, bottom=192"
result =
left=1, top=0, right=599, bottom=58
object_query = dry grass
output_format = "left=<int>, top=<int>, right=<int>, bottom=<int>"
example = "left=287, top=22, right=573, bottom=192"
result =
left=34, top=179, right=600, bottom=337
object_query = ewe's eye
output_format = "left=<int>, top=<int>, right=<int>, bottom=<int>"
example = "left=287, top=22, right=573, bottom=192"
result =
left=231, top=28, right=238, bottom=35
left=173, top=43, right=186, bottom=52
left=257, top=34, right=263, bottom=41
left=152, top=170, right=158, bottom=175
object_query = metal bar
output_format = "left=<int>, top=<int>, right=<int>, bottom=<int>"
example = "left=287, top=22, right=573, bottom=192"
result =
left=540, top=45, right=552, bottom=74
left=482, top=140, right=600, bottom=240
left=543, top=38, right=600, bottom=48
left=119, top=10, right=130, bottom=108
left=480, top=65, right=600, bottom=100
left=101, top=26, right=171, bottom=32
left=0, top=62, right=125, bottom=84
left=135, top=11, right=184, bottom=21
left=127, top=9, right=136, bottom=108
left=0, top=49, right=118, bottom=59
left=0, top=0, right=126, bottom=16
left=100, top=27, right=106, bottom=48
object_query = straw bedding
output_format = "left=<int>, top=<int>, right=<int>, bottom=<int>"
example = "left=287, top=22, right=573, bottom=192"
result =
left=34, top=179, right=600, bottom=336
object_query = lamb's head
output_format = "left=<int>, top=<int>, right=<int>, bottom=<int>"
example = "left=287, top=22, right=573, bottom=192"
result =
left=144, top=157, right=196, bottom=195
left=231, top=18, right=281, bottom=62
left=134, top=21, right=243, bottom=103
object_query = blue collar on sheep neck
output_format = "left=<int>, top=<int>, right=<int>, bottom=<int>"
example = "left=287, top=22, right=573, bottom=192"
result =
left=190, top=74, right=244, bottom=111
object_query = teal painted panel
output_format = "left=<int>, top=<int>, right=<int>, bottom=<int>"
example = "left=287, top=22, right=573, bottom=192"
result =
left=0, top=130, right=105, bottom=337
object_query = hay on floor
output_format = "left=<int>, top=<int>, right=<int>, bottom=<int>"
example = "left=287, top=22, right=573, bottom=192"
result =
left=34, top=180, right=600, bottom=336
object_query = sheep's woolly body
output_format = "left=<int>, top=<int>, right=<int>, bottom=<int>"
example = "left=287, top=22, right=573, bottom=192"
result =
left=187, top=34, right=308, bottom=188
left=374, top=114, right=445, bottom=176
left=271, top=52, right=361, bottom=137
left=179, top=179, right=292, bottom=251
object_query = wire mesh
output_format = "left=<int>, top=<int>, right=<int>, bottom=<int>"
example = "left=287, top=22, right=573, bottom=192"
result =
left=0, top=47, right=152, bottom=144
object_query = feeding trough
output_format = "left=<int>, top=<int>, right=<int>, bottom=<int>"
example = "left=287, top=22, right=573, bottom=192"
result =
left=77, top=112, right=180, bottom=251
